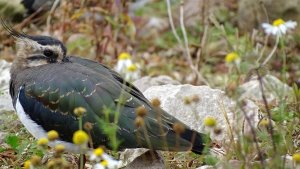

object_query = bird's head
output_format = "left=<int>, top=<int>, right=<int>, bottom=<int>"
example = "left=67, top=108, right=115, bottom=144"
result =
left=15, top=35, right=67, bottom=67
left=2, top=21, right=67, bottom=68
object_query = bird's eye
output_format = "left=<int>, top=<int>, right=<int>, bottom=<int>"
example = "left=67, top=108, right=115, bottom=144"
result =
left=44, top=49, right=55, bottom=58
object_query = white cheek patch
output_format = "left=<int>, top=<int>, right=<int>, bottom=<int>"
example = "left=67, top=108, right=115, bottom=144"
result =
left=15, top=92, right=86, bottom=153
left=28, top=60, right=48, bottom=67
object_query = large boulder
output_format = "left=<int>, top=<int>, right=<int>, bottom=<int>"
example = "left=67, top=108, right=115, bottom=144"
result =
left=239, top=75, right=292, bottom=103
left=133, top=75, right=180, bottom=92
left=143, top=84, right=260, bottom=140
left=0, top=60, right=13, bottom=112
left=119, top=149, right=165, bottom=169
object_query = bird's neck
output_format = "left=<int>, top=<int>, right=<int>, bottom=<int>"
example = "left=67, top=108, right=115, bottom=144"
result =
left=10, top=58, right=28, bottom=79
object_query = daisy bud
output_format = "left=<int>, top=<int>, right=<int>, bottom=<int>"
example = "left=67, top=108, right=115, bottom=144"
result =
left=23, top=160, right=31, bottom=169
left=172, top=122, right=185, bottom=134
left=55, top=144, right=65, bottom=154
left=134, top=116, right=144, bottom=127
left=47, top=130, right=59, bottom=141
left=135, top=106, right=147, bottom=117
left=72, top=130, right=89, bottom=145
left=204, top=117, right=217, bottom=127
left=292, top=153, right=300, bottom=164
left=37, top=137, right=48, bottom=146
left=74, top=107, right=87, bottom=117
left=183, top=97, right=192, bottom=105
left=84, top=122, right=93, bottom=131
left=151, top=98, right=161, bottom=107
left=225, top=52, right=239, bottom=63
left=30, top=155, right=41, bottom=166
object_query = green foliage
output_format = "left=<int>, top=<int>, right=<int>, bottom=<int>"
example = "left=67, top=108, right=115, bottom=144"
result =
left=5, top=135, right=19, bottom=150
left=204, top=155, right=218, bottom=166
left=99, top=107, right=122, bottom=152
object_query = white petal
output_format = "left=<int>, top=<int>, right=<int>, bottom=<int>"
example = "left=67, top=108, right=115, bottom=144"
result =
left=115, top=59, right=133, bottom=73
left=93, top=163, right=105, bottom=169
left=279, top=25, right=287, bottom=34
left=124, top=59, right=133, bottom=67
left=262, top=24, right=275, bottom=34
left=262, top=23, right=272, bottom=29
left=272, top=27, right=280, bottom=36
left=265, top=27, right=274, bottom=34
left=102, top=153, right=121, bottom=169
left=285, top=21, right=297, bottom=29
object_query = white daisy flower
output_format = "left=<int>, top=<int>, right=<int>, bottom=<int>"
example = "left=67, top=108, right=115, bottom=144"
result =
left=262, top=19, right=297, bottom=36
left=102, top=153, right=121, bottom=168
left=115, top=52, right=133, bottom=73
left=93, top=163, right=105, bottom=169
left=89, top=148, right=121, bottom=169
left=115, top=52, right=140, bottom=81
left=89, top=148, right=104, bottom=162
left=124, top=63, right=140, bottom=81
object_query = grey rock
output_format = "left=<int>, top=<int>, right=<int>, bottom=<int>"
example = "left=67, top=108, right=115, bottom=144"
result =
left=239, top=75, right=292, bottom=103
left=0, top=60, right=13, bottom=113
left=196, top=165, right=214, bottom=169
left=241, top=100, right=260, bottom=137
left=143, top=84, right=235, bottom=140
left=133, top=75, right=180, bottom=92
left=119, top=149, right=165, bottom=169
left=0, top=89, right=14, bottom=112
left=0, top=60, right=11, bottom=90
left=143, top=84, right=261, bottom=141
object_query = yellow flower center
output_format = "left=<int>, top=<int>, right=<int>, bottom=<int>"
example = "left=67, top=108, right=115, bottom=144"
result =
left=293, top=153, right=300, bottom=163
left=37, top=137, right=49, bottom=146
left=23, top=160, right=31, bottom=169
left=259, top=118, right=269, bottom=127
left=47, top=130, right=59, bottom=141
left=55, top=144, right=65, bottom=153
left=204, top=117, right=217, bottom=127
left=118, top=52, right=131, bottom=60
left=72, top=130, right=89, bottom=145
left=225, top=52, right=239, bottom=63
left=94, top=148, right=104, bottom=156
left=30, top=155, right=41, bottom=166
left=101, top=160, right=108, bottom=167
left=73, top=107, right=87, bottom=117
left=127, top=64, right=137, bottom=72
left=272, top=19, right=285, bottom=27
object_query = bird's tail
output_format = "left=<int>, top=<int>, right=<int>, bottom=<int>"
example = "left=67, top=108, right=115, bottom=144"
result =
left=181, top=128, right=209, bottom=154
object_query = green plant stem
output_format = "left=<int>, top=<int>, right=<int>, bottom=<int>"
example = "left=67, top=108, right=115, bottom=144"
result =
left=256, top=69, right=277, bottom=153
left=79, top=116, right=83, bottom=169
left=79, top=116, right=83, bottom=130
left=261, top=35, right=279, bottom=66
left=80, top=154, right=84, bottom=169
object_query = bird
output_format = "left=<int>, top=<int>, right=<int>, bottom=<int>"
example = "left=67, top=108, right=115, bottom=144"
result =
left=3, top=23, right=208, bottom=155
left=21, top=0, right=57, bottom=14
left=0, top=0, right=56, bottom=22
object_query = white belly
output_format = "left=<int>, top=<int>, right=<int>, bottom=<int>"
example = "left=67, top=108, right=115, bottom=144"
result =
left=15, top=93, right=85, bottom=153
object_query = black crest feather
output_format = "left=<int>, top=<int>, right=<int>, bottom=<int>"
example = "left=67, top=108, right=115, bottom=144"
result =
left=0, top=17, right=28, bottom=39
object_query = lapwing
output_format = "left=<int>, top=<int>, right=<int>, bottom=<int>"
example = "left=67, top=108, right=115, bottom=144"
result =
left=4, top=24, right=208, bottom=154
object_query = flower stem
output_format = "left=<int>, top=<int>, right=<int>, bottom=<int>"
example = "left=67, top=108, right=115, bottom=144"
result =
left=79, top=116, right=83, bottom=130
left=79, top=116, right=83, bottom=169
left=261, top=35, right=280, bottom=66
left=80, top=154, right=84, bottom=169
